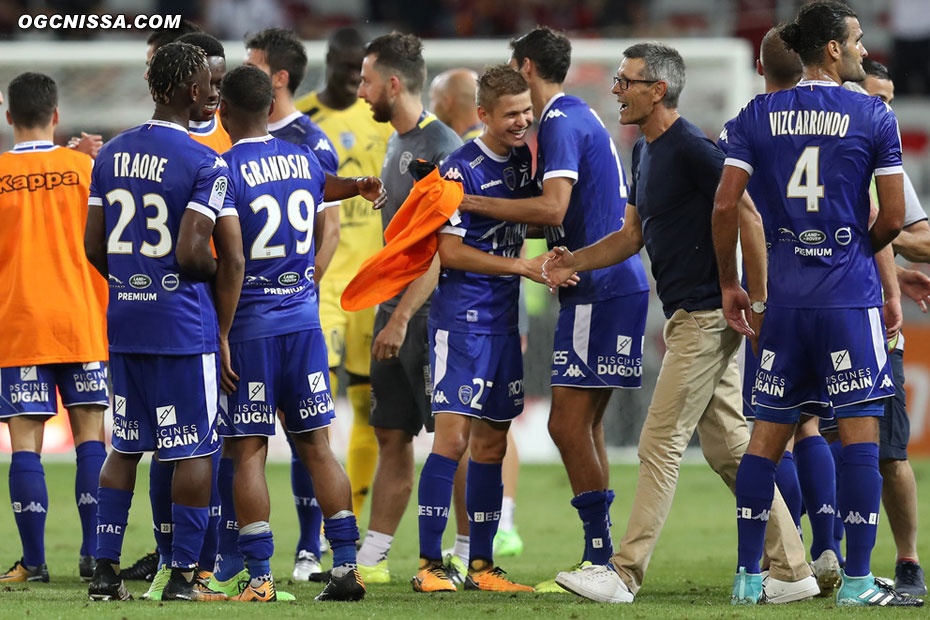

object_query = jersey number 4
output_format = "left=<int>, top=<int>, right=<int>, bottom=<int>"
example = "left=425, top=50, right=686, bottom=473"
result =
left=787, top=146, right=824, bottom=212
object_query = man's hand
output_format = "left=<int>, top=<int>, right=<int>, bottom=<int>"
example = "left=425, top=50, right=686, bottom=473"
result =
left=722, top=284, right=754, bottom=339
left=372, top=314, right=407, bottom=362
left=357, top=176, right=387, bottom=210
left=541, top=246, right=580, bottom=291
left=898, top=267, right=930, bottom=312
left=219, top=337, right=239, bottom=395
left=68, top=132, right=103, bottom=159
left=884, top=296, right=903, bottom=342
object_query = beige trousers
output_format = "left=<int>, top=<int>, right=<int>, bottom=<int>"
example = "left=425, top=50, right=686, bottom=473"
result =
left=610, top=309, right=811, bottom=593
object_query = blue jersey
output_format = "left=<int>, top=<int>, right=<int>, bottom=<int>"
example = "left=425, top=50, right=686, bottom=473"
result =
left=431, top=139, right=535, bottom=334
left=224, top=135, right=326, bottom=344
left=724, top=80, right=903, bottom=308
left=269, top=111, right=338, bottom=175
left=536, top=94, right=649, bottom=305
left=89, top=120, right=232, bottom=355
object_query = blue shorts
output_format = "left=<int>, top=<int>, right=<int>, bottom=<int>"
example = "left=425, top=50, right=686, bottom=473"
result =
left=429, top=328, right=523, bottom=422
left=218, top=330, right=334, bottom=437
left=551, top=292, right=647, bottom=389
left=753, top=306, right=893, bottom=423
left=0, top=362, right=108, bottom=419
left=109, top=352, right=221, bottom=461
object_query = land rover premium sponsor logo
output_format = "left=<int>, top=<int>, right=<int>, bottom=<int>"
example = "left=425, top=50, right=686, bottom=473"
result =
left=278, top=272, right=300, bottom=286
left=130, top=274, right=152, bottom=289
left=799, top=229, right=825, bottom=245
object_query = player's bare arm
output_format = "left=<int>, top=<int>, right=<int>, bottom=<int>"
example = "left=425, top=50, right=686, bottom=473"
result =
left=436, top=233, right=551, bottom=284
left=892, top=219, right=930, bottom=263
left=176, top=210, right=218, bottom=281
left=876, top=244, right=902, bottom=340
left=371, top=253, right=439, bottom=362
left=312, top=206, right=340, bottom=285
left=459, top=176, right=572, bottom=227
left=84, top=204, right=108, bottom=279
left=543, top=202, right=643, bottom=288
left=897, top=264, right=930, bottom=312
left=212, top=215, right=245, bottom=394
left=323, top=173, right=386, bottom=209
left=712, top=164, right=754, bottom=339
left=737, top=191, right=767, bottom=344
left=871, top=172, right=905, bottom=251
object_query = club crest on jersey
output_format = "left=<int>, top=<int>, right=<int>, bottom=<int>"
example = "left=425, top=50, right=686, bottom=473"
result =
left=340, top=132, right=355, bottom=150
left=504, top=166, right=516, bottom=190
left=399, top=151, right=413, bottom=175
left=458, top=385, right=473, bottom=405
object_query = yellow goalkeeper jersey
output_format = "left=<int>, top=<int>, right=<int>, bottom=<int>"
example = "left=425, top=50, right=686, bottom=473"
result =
left=295, top=91, right=394, bottom=281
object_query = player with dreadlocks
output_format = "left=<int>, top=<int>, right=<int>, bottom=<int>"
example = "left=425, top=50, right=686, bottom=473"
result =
left=85, top=41, right=243, bottom=602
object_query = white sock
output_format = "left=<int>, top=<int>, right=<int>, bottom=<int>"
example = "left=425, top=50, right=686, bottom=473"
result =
left=357, top=530, right=393, bottom=566
left=454, top=534, right=470, bottom=566
left=500, top=496, right=516, bottom=532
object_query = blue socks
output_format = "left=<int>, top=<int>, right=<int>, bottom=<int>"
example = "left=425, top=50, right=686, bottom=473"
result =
left=75, top=441, right=106, bottom=557
left=214, top=457, right=244, bottom=581
left=9, top=451, right=48, bottom=567
left=466, top=460, right=503, bottom=563
left=324, top=511, right=360, bottom=568
left=570, top=489, right=613, bottom=565
left=417, top=453, right=457, bottom=561
left=838, top=442, right=881, bottom=577
left=95, top=486, right=133, bottom=563
left=198, top=449, right=221, bottom=572
left=171, top=503, right=208, bottom=570
left=290, top=445, right=322, bottom=558
left=794, top=435, right=838, bottom=559
left=774, top=451, right=802, bottom=535
left=735, top=453, right=777, bottom=574
left=149, top=456, right=174, bottom=566
left=238, top=521, right=273, bottom=579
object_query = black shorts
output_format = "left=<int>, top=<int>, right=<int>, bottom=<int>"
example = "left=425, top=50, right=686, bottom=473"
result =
left=880, top=348, right=909, bottom=461
left=369, top=308, right=433, bottom=436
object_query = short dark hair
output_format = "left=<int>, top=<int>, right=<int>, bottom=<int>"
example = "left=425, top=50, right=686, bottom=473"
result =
left=146, top=18, right=201, bottom=50
left=147, top=41, right=207, bottom=105
left=176, top=32, right=225, bottom=59
left=328, top=26, right=364, bottom=52
left=759, top=25, right=803, bottom=86
left=780, top=1, right=858, bottom=66
left=221, top=65, right=274, bottom=114
left=7, top=72, right=57, bottom=128
left=477, top=65, right=529, bottom=110
left=364, top=33, right=427, bottom=94
left=862, top=57, right=891, bottom=81
left=510, top=27, right=571, bottom=84
left=623, top=42, right=686, bottom=108
left=245, top=28, right=307, bottom=95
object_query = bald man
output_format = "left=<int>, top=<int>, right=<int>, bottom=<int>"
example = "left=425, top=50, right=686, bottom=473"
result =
left=429, top=68, right=482, bottom=140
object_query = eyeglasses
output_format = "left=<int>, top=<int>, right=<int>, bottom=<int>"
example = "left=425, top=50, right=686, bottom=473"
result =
left=612, top=75, right=658, bottom=91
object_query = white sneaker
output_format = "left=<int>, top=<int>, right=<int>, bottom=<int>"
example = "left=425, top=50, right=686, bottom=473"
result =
left=762, top=573, right=820, bottom=603
left=319, top=533, right=330, bottom=555
left=810, top=549, right=841, bottom=596
left=292, top=550, right=322, bottom=580
left=555, top=564, right=634, bottom=604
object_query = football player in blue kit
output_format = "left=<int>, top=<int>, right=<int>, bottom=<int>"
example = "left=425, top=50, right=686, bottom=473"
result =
left=84, top=41, right=242, bottom=602
left=213, top=65, right=384, bottom=602
left=458, top=29, right=650, bottom=589
left=412, top=65, right=551, bottom=593
left=712, top=1, right=920, bottom=607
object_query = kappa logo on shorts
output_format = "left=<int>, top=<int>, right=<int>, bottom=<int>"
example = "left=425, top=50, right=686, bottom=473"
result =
left=831, top=350, right=852, bottom=372
left=881, top=375, right=894, bottom=389
left=113, top=395, right=126, bottom=417
left=82, top=362, right=101, bottom=371
left=616, top=335, right=632, bottom=356
left=156, top=405, right=177, bottom=427
left=248, top=382, right=266, bottom=402
left=19, top=366, right=37, bottom=382
left=563, top=364, right=585, bottom=378
left=307, top=372, right=327, bottom=394
left=432, top=390, right=450, bottom=405
left=760, top=349, right=775, bottom=371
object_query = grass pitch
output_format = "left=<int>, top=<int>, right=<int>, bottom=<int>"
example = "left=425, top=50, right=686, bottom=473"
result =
left=0, top=459, right=927, bottom=618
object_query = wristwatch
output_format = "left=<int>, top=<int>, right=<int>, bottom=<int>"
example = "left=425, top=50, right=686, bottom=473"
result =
left=750, top=300, right=766, bottom=314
